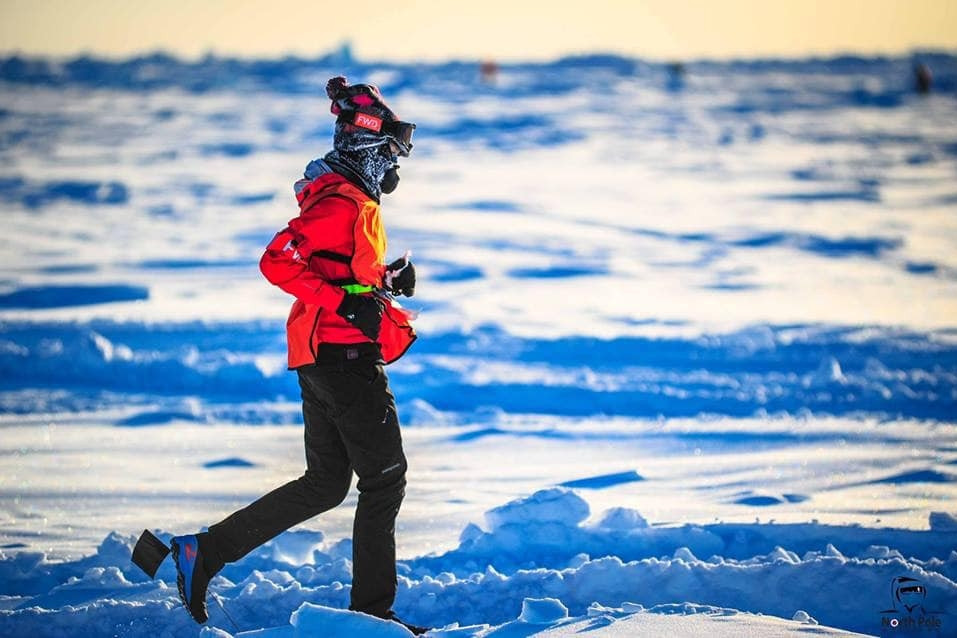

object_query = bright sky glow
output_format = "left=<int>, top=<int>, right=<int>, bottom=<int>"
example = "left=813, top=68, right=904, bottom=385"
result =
left=1, top=0, right=955, bottom=61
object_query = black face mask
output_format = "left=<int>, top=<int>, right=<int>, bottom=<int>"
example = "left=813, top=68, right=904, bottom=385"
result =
left=381, top=165, right=400, bottom=194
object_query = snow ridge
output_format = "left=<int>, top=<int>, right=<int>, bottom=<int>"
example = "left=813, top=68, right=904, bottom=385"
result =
left=1, top=489, right=954, bottom=636
left=2, top=322, right=955, bottom=420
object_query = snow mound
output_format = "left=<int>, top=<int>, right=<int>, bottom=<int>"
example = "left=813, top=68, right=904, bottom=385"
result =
left=291, top=603, right=414, bottom=637
left=485, top=488, right=590, bottom=531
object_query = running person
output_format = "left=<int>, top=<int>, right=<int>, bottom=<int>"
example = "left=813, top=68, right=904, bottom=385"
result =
left=168, top=76, right=423, bottom=634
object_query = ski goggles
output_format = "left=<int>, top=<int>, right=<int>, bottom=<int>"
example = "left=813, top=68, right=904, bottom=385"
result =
left=341, top=110, right=416, bottom=156
left=383, top=120, right=415, bottom=156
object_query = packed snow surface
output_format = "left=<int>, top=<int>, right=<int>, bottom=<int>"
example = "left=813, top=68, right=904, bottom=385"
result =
left=1, top=51, right=956, bottom=636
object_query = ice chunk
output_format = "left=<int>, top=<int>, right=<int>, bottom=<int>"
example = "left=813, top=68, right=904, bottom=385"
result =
left=236, top=570, right=291, bottom=598
left=673, top=547, right=698, bottom=562
left=587, top=601, right=621, bottom=617
left=929, top=511, right=957, bottom=531
left=267, top=529, right=325, bottom=565
left=485, top=488, right=589, bottom=531
left=326, top=538, right=352, bottom=562
left=792, top=610, right=819, bottom=624
left=11, top=551, right=46, bottom=574
left=89, top=332, right=133, bottom=363
left=459, top=522, right=484, bottom=545
left=60, top=567, right=132, bottom=589
left=518, top=597, right=569, bottom=624
left=824, top=544, right=845, bottom=560
left=484, top=564, right=506, bottom=581
left=806, top=356, right=847, bottom=387
left=595, top=507, right=649, bottom=530
left=767, top=546, right=800, bottom=564
left=436, top=571, right=456, bottom=585
left=861, top=545, right=904, bottom=560
left=95, top=532, right=135, bottom=566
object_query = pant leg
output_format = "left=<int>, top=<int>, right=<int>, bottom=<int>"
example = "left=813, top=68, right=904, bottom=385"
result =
left=328, top=363, right=407, bottom=617
left=206, top=367, right=353, bottom=566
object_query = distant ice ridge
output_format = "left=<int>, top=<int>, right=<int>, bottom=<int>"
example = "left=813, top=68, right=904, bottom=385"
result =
left=1, top=488, right=954, bottom=636
left=1, top=321, right=955, bottom=420
left=1, top=51, right=954, bottom=109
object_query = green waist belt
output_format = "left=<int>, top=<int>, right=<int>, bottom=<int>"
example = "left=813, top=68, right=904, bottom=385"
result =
left=340, top=284, right=375, bottom=295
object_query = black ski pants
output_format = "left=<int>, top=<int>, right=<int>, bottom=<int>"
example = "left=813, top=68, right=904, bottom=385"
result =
left=207, top=343, right=407, bottom=617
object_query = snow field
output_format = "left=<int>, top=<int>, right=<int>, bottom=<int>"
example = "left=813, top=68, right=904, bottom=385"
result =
left=2, top=52, right=957, bottom=635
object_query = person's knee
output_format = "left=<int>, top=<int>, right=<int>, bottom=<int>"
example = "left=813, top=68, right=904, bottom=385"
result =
left=383, top=456, right=407, bottom=483
left=302, top=468, right=351, bottom=507
left=357, top=456, right=407, bottom=497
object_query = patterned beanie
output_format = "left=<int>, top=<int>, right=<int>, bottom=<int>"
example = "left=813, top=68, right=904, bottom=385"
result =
left=323, top=77, right=413, bottom=200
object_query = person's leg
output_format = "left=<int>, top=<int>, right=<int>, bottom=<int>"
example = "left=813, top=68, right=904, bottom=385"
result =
left=333, top=362, right=407, bottom=618
left=205, top=365, right=353, bottom=568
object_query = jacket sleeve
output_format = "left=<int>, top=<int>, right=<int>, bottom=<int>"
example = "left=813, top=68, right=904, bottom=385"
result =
left=260, top=226, right=345, bottom=309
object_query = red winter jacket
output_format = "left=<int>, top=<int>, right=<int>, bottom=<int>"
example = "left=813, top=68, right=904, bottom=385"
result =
left=260, top=172, right=416, bottom=368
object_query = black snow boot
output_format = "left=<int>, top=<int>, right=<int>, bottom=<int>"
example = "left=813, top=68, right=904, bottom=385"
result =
left=387, top=612, right=429, bottom=635
left=170, top=532, right=220, bottom=624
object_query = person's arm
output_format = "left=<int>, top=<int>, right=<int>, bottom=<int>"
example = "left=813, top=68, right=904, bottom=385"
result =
left=260, top=225, right=345, bottom=309
left=261, top=207, right=384, bottom=340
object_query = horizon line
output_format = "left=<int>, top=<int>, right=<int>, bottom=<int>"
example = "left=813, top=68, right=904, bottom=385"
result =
left=1, top=45, right=955, bottom=67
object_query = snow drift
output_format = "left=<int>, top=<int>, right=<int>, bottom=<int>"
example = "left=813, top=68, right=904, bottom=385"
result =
left=1, top=488, right=954, bottom=636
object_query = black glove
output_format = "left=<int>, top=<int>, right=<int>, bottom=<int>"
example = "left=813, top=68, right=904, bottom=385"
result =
left=336, top=294, right=383, bottom=340
left=385, top=256, right=416, bottom=297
